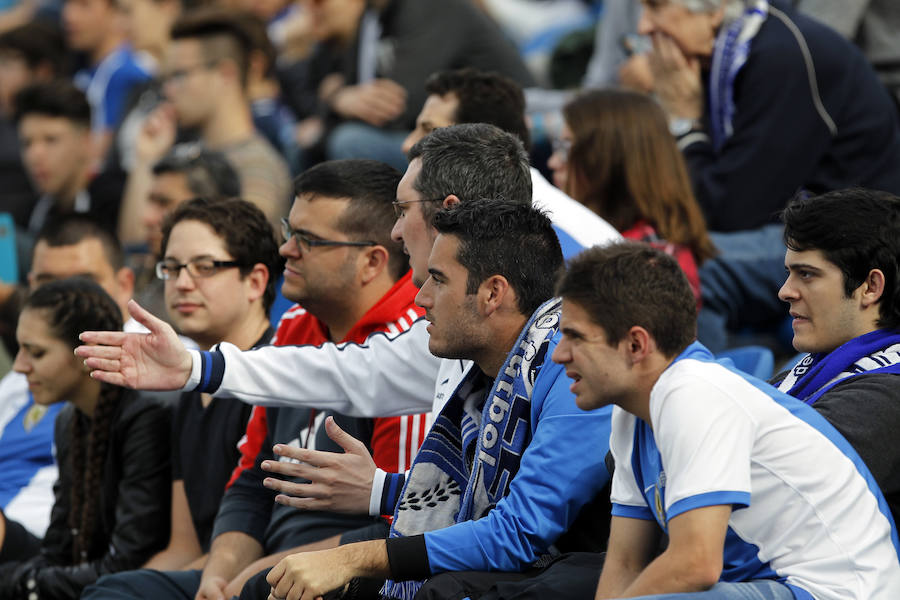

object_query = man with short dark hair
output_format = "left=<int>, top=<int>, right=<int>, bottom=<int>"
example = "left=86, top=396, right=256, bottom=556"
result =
left=264, top=199, right=611, bottom=600
left=552, top=241, right=900, bottom=599
left=135, top=198, right=279, bottom=574
left=161, top=8, right=291, bottom=229
left=122, top=143, right=242, bottom=322
left=773, top=188, right=900, bottom=522
left=15, top=81, right=124, bottom=237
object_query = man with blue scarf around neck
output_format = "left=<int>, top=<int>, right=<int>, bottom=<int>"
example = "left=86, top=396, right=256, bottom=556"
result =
left=552, top=241, right=900, bottom=600
left=773, top=188, right=900, bottom=524
left=264, top=200, right=613, bottom=600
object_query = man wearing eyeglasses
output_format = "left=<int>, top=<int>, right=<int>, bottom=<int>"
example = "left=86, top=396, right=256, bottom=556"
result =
left=84, top=160, right=430, bottom=600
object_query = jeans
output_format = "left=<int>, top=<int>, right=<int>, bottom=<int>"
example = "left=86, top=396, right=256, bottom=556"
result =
left=326, top=122, right=410, bottom=171
left=697, top=224, right=789, bottom=353
left=630, top=580, right=795, bottom=600
left=81, top=568, right=203, bottom=599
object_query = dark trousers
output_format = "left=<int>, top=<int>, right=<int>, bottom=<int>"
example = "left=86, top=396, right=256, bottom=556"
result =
left=414, top=552, right=605, bottom=600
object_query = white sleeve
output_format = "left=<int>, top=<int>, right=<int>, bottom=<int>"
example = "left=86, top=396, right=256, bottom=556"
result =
left=652, top=368, right=755, bottom=520
left=609, top=407, right=652, bottom=519
left=184, top=318, right=441, bottom=417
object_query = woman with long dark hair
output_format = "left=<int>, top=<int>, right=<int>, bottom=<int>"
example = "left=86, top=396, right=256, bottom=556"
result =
left=548, top=88, right=716, bottom=303
left=0, top=278, right=170, bottom=598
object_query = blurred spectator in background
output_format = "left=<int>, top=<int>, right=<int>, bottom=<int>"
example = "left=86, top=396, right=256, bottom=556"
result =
left=121, top=7, right=291, bottom=238
left=106, top=0, right=179, bottom=173
left=549, top=88, right=716, bottom=305
left=635, top=0, right=900, bottom=351
left=0, top=21, right=67, bottom=271
left=796, top=0, right=900, bottom=106
left=0, top=218, right=151, bottom=600
left=15, top=81, right=124, bottom=244
left=401, top=68, right=620, bottom=258
left=282, top=0, right=534, bottom=170
left=65, top=0, right=152, bottom=162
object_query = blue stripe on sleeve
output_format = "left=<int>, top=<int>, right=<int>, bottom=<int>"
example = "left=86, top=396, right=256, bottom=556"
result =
left=194, top=351, right=211, bottom=392
left=611, top=503, right=655, bottom=520
left=206, top=349, right=226, bottom=393
left=667, top=491, right=751, bottom=521
left=382, top=472, right=405, bottom=515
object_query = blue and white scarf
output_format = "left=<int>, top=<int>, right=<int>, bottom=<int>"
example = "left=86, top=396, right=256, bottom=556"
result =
left=708, top=0, right=768, bottom=150
left=777, top=329, right=900, bottom=405
left=381, top=298, right=562, bottom=600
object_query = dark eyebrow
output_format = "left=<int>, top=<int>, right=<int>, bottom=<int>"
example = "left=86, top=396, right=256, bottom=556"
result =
left=163, top=254, right=217, bottom=262
left=785, top=262, right=824, bottom=273
left=291, top=226, right=330, bottom=240
left=560, top=326, right=584, bottom=339
left=427, top=267, right=446, bottom=280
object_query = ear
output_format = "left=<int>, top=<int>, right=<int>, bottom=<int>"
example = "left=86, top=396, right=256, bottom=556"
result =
left=357, top=245, right=390, bottom=285
left=247, top=49, right=267, bottom=83
left=442, top=194, right=460, bottom=210
left=477, top=274, right=511, bottom=317
left=33, top=60, right=55, bottom=82
left=244, top=263, right=269, bottom=304
left=623, top=325, right=655, bottom=365
left=116, top=267, right=135, bottom=300
left=859, top=268, right=886, bottom=309
left=218, top=57, right=241, bottom=85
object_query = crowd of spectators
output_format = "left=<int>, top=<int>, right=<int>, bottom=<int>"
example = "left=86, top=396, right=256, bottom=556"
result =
left=0, top=0, right=899, bottom=599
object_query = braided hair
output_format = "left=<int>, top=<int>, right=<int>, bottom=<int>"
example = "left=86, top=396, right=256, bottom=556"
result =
left=23, top=278, right=123, bottom=564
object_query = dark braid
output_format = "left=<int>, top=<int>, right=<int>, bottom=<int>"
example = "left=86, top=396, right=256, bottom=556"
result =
left=23, top=278, right=123, bottom=564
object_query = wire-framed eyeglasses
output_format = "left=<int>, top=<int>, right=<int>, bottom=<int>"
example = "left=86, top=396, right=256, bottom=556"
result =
left=391, top=198, right=444, bottom=219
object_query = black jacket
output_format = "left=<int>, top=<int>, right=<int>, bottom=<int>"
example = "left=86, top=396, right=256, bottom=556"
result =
left=0, top=391, right=171, bottom=599
left=684, top=0, right=900, bottom=231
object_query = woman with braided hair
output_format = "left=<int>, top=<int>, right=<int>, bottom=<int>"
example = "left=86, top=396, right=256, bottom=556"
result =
left=0, top=278, right=171, bottom=599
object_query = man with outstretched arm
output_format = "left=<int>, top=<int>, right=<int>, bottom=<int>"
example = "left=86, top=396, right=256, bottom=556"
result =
left=551, top=242, right=900, bottom=599
left=265, top=199, right=612, bottom=600
left=76, top=118, right=619, bottom=420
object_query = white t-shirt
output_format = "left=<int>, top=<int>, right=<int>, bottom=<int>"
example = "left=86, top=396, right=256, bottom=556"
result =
left=611, top=344, right=900, bottom=600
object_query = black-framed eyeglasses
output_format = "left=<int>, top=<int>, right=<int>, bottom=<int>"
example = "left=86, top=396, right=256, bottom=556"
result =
left=280, top=218, right=376, bottom=251
left=391, top=198, right=444, bottom=219
left=156, top=257, right=243, bottom=280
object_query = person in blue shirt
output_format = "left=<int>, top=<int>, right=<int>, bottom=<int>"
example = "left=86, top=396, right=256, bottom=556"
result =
left=551, top=241, right=900, bottom=599
left=64, top=0, right=152, bottom=158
